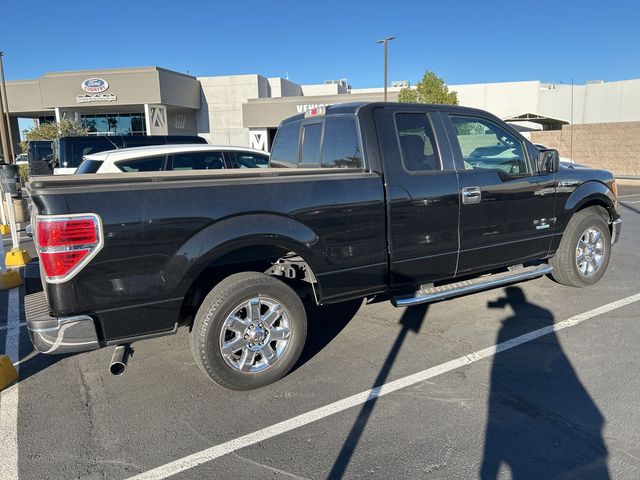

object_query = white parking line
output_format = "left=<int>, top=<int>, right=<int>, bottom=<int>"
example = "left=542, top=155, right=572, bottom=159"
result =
left=0, top=232, right=21, bottom=480
left=0, top=322, right=26, bottom=332
left=619, top=193, right=640, bottom=198
left=126, top=292, right=640, bottom=480
left=622, top=200, right=640, bottom=204
left=0, top=290, right=21, bottom=480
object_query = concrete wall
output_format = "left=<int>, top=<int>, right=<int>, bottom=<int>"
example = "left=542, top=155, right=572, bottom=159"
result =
left=450, top=81, right=540, bottom=121
left=537, top=80, right=640, bottom=124
left=530, top=122, right=640, bottom=176
left=197, top=74, right=270, bottom=145
left=300, top=84, right=347, bottom=96
left=267, top=78, right=302, bottom=98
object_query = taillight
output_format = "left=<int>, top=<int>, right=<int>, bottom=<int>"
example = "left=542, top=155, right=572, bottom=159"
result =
left=35, top=214, right=103, bottom=283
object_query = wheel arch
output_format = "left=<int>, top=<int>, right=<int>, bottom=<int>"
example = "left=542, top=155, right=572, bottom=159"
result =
left=565, top=181, right=616, bottom=220
left=167, top=214, right=325, bottom=326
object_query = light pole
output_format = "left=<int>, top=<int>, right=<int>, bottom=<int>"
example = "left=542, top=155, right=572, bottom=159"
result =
left=0, top=52, right=15, bottom=163
left=376, top=36, right=396, bottom=102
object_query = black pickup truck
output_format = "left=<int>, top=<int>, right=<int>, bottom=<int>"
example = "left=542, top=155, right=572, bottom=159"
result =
left=25, top=102, right=622, bottom=390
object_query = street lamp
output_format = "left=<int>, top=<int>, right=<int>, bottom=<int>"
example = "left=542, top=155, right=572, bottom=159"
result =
left=376, top=36, right=396, bottom=102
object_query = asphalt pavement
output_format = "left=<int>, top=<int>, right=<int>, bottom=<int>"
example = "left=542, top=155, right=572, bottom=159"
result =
left=1, top=185, right=640, bottom=480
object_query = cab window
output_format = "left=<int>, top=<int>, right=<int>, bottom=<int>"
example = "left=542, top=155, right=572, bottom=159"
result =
left=270, top=121, right=300, bottom=167
left=300, top=123, right=322, bottom=166
left=450, top=116, right=530, bottom=175
left=395, top=113, right=441, bottom=172
left=320, top=116, right=363, bottom=168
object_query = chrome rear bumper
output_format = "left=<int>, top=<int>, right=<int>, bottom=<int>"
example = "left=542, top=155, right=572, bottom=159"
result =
left=25, top=291, right=99, bottom=354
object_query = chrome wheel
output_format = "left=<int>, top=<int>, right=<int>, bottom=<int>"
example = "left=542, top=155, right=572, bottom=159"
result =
left=218, top=296, right=291, bottom=373
left=576, top=227, right=605, bottom=277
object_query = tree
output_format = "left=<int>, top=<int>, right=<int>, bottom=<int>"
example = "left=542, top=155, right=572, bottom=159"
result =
left=20, top=119, right=88, bottom=153
left=398, top=71, right=458, bottom=105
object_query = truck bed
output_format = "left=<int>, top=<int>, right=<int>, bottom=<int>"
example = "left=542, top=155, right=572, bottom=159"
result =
left=27, top=167, right=364, bottom=194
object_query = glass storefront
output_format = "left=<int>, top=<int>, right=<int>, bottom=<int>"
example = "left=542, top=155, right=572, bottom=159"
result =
left=81, top=113, right=146, bottom=136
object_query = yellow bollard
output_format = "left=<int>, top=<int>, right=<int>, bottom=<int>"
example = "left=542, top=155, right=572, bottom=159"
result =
left=3, top=192, right=30, bottom=267
left=5, top=249, right=31, bottom=268
left=0, top=269, right=22, bottom=290
left=0, top=224, right=10, bottom=235
left=0, top=354, right=18, bottom=391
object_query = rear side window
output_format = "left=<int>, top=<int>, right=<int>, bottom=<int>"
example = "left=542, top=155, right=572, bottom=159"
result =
left=171, top=151, right=225, bottom=170
left=76, top=160, right=103, bottom=174
left=395, top=114, right=441, bottom=172
left=321, top=117, right=362, bottom=168
left=300, top=123, right=322, bottom=165
left=270, top=122, right=300, bottom=167
left=229, top=152, right=269, bottom=168
left=117, top=156, right=166, bottom=172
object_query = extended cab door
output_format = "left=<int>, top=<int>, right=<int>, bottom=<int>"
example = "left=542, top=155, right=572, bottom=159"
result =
left=443, top=113, right=557, bottom=274
left=374, top=107, right=460, bottom=287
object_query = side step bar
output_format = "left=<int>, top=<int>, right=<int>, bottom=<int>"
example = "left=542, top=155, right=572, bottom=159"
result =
left=392, top=264, right=553, bottom=307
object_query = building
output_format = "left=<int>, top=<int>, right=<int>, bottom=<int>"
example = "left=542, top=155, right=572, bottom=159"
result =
left=5, top=66, right=640, bottom=155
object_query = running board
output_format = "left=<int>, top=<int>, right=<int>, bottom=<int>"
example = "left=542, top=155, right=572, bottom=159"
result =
left=392, top=264, right=553, bottom=307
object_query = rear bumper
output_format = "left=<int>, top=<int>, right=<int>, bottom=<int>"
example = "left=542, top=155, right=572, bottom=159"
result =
left=25, top=291, right=99, bottom=354
left=611, top=218, right=622, bottom=245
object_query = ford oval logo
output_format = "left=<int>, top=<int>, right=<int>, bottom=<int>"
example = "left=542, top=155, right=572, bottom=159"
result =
left=81, top=78, right=109, bottom=93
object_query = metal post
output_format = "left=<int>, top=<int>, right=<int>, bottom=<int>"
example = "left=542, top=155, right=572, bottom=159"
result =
left=5, top=193, right=18, bottom=250
left=0, top=196, right=6, bottom=226
left=0, top=83, right=9, bottom=163
left=376, top=36, right=396, bottom=102
left=0, top=53, right=14, bottom=163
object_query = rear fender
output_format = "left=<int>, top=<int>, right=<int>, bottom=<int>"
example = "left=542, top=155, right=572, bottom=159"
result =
left=163, top=213, right=323, bottom=297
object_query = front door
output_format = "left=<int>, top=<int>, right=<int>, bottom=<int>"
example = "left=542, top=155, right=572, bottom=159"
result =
left=444, top=114, right=557, bottom=275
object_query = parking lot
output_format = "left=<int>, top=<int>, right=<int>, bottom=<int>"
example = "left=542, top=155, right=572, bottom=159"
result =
left=0, top=185, right=639, bottom=480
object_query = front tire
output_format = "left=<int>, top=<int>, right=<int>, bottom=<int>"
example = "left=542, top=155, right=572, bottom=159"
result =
left=190, top=272, right=307, bottom=390
left=549, top=207, right=611, bottom=287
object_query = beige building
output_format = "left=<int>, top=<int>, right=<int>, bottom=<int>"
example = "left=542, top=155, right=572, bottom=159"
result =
left=5, top=66, right=640, bottom=156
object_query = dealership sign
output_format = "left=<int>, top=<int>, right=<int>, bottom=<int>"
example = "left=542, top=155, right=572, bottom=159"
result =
left=81, top=78, right=109, bottom=93
left=76, top=93, right=118, bottom=103
left=296, top=103, right=335, bottom=113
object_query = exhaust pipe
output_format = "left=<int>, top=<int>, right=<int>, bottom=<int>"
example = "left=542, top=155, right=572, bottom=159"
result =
left=109, top=344, right=133, bottom=376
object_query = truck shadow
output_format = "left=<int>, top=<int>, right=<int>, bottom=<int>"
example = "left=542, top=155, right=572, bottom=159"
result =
left=327, top=303, right=429, bottom=479
left=293, top=299, right=364, bottom=371
left=480, top=287, right=609, bottom=479
left=621, top=202, right=639, bottom=215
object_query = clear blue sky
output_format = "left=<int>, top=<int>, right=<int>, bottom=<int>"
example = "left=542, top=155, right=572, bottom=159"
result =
left=2, top=0, right=639, bottom=87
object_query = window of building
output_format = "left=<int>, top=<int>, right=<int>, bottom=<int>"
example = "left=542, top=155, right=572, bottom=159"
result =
left=81, top=113, right=147, bottom=136
left=171, top=152, right=225, bottom=170
left=320, top=116, right=363, bottom=168
left=395, top=113, right=441, bottom=172
left=117, top=155, right=166, bottom=172
left=450, top=116, right=529, bottom=175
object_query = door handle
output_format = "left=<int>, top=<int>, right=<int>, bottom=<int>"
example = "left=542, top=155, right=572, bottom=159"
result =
left=462, top=186, right=481, bottom=204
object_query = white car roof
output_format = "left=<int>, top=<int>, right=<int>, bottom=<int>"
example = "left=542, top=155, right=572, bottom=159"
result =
left=84, top=144, right=269, bottom=162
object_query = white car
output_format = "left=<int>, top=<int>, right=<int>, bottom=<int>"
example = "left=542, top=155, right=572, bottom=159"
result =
left=76, top=144, right=270, bottom=174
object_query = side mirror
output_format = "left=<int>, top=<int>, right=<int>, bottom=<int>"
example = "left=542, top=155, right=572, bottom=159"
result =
left=537, top=149, right=560, bottom=174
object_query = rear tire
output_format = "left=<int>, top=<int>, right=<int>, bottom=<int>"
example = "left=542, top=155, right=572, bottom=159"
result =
left=190, top=272, right=307, bottom=390
left=549, top=207, right=611, bottom=287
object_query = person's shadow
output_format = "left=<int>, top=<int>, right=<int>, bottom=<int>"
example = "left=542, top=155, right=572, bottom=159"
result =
left=481, top=287, right=610, bottom=479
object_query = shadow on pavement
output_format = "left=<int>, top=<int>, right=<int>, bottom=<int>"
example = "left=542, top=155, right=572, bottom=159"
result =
left=480, top=287, right=609, bottom=479
left=293, top=298, right=364, bottom=372
left=621, top=202, right=639, bottom=215
left=328, top=303, right=429, bottom=479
